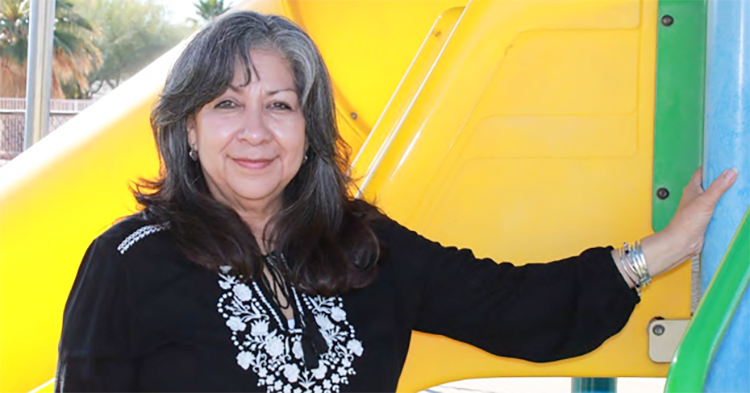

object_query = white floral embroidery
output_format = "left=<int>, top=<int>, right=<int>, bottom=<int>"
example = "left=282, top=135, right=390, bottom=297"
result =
left=251, top=320, right=270, bottom=336
left=233, top=283, right=253, bottom=301
left=330, top=307, right=346, bottom=322
left=217, top=268, right=363, bottom=393
left=226, top=316, right=246, bottom=332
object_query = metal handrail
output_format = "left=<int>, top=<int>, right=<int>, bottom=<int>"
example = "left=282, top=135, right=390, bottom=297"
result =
left=665, top=205, right=750, bottom=392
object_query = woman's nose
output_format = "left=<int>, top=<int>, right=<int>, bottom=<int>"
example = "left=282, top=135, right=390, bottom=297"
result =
left=237, top=107, right=272, bottom=145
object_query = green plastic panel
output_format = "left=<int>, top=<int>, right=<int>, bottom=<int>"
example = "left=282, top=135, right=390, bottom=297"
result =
left=652, top=0, right=707, bottom=231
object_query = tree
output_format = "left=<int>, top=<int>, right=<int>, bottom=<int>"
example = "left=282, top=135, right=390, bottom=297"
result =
left=0, top=0, right=101, bottom=98
left=194, top=0, right=229, bottom=23
left=64, top=0, right=194, bottom=98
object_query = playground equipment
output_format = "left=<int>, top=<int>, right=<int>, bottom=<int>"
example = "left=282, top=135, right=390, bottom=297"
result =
left=665, top=207, right=749, bottom=392
left=698, top=1, right=750, bottom=391
left=0, top=0, right=747, bottom=392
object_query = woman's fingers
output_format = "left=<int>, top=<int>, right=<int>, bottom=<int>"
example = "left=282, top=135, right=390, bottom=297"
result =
left=702, top=168, right=738, bottom=208
left=678, top=167, right=704, bottom=210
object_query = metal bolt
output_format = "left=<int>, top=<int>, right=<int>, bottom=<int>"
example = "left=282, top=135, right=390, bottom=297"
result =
left=350, top=112, right=358, bottom=120
left=653, top=324, right=666, bottom=336
left=657, top=187, right=670, bottom=200
left=662, top=15, right=674, bottom=26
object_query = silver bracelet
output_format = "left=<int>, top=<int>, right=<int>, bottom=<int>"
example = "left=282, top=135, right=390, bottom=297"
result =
left=619, top=241, right=652, bottom=296
left=632, top=240, right=652, bottom=287
left=618, top=243, right=641, bottom=295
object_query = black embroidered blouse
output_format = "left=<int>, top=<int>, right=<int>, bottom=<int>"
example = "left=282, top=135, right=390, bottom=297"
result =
left=55, top=214, right=639, bottom=392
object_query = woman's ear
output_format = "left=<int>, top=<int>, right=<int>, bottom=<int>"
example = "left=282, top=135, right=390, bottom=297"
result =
left=186, top=117, right=197, bottom=148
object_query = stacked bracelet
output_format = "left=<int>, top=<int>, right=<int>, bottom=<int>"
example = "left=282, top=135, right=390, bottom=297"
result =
left=618, top=241, right=652, bottom=296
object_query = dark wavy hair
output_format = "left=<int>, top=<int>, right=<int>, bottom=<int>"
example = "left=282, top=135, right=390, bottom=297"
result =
left=135, top=11, right=381, bottom=295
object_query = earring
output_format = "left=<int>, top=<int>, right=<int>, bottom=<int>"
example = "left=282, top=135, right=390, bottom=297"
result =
left=189, top=146, right=199, bottom=161
left=303, top=153, right=308, bottom=163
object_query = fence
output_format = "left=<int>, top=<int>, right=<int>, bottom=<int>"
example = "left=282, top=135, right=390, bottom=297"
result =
left=0, top=98, right=95, bottom=160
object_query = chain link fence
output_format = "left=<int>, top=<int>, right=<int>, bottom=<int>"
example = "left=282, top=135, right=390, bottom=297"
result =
left=0, top=98, right=95, bottom=162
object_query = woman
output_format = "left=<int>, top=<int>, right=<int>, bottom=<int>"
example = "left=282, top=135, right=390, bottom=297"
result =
left=55, top=11, right=737, bottom=393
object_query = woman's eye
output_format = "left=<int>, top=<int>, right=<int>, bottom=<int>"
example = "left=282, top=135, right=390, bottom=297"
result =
left=270, top=102, right=292, bottom=111
left=215, top=100, right=237, bottom=109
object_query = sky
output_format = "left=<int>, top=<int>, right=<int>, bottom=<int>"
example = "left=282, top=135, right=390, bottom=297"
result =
left=154, top=0, right=237, bottom=23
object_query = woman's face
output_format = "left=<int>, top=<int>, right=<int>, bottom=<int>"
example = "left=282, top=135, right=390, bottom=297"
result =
left=187, top=49, right=306, bottom=215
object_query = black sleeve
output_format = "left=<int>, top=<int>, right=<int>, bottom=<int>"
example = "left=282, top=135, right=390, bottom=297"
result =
left=55, top=236, right=138, bottom=392
left=376, top=217, right=640, bottom=363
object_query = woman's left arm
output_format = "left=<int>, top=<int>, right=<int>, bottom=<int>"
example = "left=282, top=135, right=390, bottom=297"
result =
left=376, top=168, right=737, bottom=363
left=613, top=168, right=738, bottom=287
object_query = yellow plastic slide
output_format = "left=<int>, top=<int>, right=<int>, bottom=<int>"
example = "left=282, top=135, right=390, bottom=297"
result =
left=0, top=1, right=690, bottom=392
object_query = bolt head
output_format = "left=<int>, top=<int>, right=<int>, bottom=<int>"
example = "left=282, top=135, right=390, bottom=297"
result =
left=657, top=188, right=670, bottom=200
left=653, top=324, right=666, bottom=336
left=662, top=15, right=674, bottom=26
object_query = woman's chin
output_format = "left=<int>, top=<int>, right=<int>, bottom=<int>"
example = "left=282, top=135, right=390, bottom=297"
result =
left=228, top=185, right=283, bottom=207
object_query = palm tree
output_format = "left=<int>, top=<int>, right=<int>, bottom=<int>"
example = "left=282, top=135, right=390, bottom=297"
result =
left=194, top=0, right=229, bottom=23
left=0, top=0, right=101, bottom=98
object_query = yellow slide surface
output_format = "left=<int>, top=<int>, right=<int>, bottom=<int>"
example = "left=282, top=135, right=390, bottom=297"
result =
left=0, top=1, right=690, bottom=392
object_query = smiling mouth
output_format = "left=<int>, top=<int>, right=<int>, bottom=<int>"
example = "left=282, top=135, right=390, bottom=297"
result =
left=232, top=157, right=274, bottom=170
